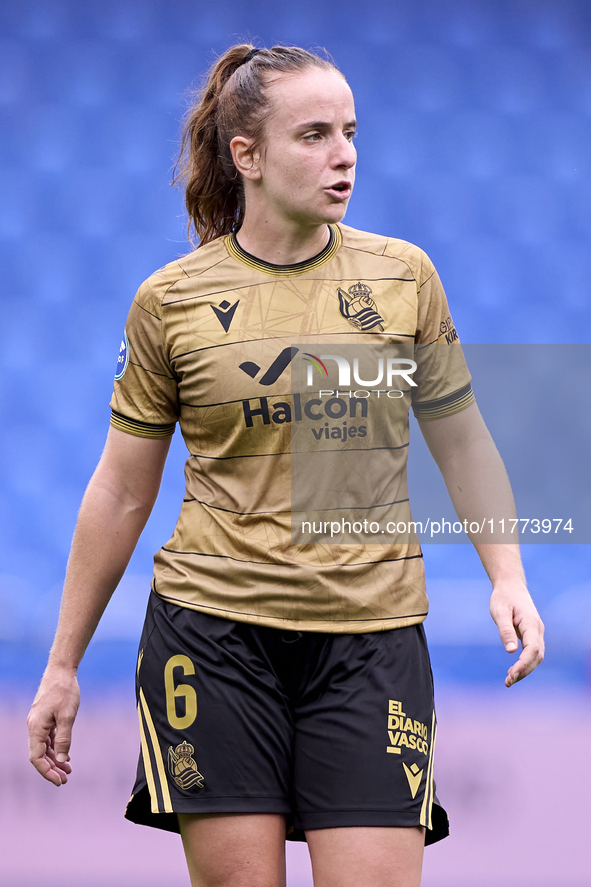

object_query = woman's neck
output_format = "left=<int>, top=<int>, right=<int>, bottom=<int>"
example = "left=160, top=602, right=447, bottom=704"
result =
left=235, top=216, right=331, bottom=266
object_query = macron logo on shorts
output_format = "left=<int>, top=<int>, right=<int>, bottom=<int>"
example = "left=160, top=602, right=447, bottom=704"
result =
left=402, top=762, right=424, bottom=798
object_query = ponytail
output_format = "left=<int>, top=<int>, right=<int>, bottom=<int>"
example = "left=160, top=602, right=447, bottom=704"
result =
left=174, top=44, right=339, bottom=247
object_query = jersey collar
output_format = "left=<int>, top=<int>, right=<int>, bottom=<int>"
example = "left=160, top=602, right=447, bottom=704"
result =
left=225, top=224, right=342, bottom=277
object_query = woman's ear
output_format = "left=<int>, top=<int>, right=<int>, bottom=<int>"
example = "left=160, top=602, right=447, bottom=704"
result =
left=230, top=136, right=262, bottom=181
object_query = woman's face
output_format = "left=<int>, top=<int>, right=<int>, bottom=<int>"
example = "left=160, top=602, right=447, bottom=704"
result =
left=246, top=67, right=357, bottom=231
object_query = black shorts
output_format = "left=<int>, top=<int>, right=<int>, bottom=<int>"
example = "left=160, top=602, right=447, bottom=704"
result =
left=125, top=592, right=449, bottom=845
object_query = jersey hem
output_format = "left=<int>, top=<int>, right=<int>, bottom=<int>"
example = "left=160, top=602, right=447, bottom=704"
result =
left=152, top=590, right=428, bottom=633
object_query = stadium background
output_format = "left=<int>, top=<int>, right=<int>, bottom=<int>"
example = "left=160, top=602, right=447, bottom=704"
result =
left=1, top=0, right=590, bottom=884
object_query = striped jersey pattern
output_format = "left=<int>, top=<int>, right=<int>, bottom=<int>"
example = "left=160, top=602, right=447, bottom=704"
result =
left=110, top=224, right=474, bottom=632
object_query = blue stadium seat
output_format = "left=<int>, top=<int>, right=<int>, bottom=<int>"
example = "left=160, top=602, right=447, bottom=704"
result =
left=2, top=0, right=590, bottom=682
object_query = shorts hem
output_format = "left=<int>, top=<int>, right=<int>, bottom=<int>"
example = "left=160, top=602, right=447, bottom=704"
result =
left=295, top=802, right=449, bottom=846
left=126, top=789, right=449, bottom=846
left=125, top=786, right=291, bottom=834
left=296, top=810, right=423, bottom=831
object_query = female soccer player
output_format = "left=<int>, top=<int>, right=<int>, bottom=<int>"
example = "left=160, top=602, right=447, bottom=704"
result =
left=28, top=44, right=544, bottom=887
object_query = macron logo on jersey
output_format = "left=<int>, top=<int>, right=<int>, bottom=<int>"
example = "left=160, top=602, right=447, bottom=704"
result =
left=211, top=299, right=240, bottom=332
left=239, top=347, right=299, bottom=386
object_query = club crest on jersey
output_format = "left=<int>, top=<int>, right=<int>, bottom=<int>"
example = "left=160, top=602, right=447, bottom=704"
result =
left=114, top=330, right=129, bottom=380
left=337, top=282, right=384, bottom=331
left=167, top=741, right=204, bottom=790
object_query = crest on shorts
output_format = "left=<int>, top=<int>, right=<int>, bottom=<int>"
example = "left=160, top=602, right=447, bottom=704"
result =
left=167, top=741, right=204, bottom=790
left=337, top=282, right=384, bottom=331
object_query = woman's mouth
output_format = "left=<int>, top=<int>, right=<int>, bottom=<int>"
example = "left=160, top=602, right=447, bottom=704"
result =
left=326, top=181, right=352, bottom=199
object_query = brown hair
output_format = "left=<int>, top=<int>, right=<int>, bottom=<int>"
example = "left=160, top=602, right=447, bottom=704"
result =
left=174, top=44, right=340, bottom=246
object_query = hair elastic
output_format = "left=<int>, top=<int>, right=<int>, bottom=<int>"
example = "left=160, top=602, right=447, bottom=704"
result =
left=242, top=48, right=262, bottom=65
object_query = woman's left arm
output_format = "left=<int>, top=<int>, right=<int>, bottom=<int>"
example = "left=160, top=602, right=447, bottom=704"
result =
left=418, top=402, right=545, bottom=686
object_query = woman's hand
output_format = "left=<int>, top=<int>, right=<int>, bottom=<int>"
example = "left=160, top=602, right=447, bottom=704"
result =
left=27, top=666, right=80, bottom=785
left=489, top=581, right=545, bottom=687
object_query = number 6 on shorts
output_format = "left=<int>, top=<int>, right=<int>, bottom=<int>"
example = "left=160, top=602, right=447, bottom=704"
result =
left=164, top=655, right=197, bottom=729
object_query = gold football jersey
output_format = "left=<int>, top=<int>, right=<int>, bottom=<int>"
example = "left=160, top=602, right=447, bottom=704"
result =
left=110, top=224, right=474, bottom=632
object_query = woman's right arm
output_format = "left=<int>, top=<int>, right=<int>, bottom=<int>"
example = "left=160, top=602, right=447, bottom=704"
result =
left=27, top=426, right=172, bottom=786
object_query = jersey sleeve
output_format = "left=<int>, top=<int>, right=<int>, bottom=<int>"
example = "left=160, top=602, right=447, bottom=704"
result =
left=411, top=250, right=475, bottom=421
left=109, top=271, right=180, bottom=439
